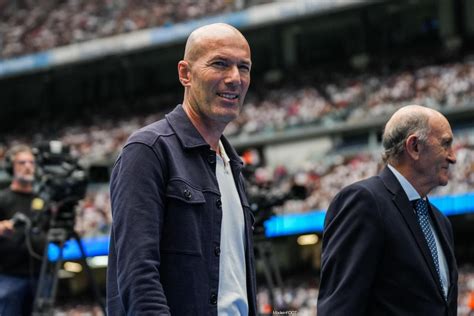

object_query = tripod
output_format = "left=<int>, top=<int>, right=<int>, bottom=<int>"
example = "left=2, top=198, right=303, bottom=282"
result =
left=254, top=234, right=284, bottom=310
left=33, top=226, right=105, bottom=316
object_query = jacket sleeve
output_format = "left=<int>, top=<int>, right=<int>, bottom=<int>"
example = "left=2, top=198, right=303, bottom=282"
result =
left=109, top=142, right=170, bottom=315
left=317, top=184, right=384, bottom=316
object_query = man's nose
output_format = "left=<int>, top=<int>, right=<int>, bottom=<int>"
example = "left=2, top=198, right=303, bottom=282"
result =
left=225, top=65, right=241, bottom=86
left=447, top=148, right=456, bottom=164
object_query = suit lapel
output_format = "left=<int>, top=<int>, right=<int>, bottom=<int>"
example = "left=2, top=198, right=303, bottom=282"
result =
left=379, top=167, right=444, bottom=297
left=427, top=199, right=456, bottom=297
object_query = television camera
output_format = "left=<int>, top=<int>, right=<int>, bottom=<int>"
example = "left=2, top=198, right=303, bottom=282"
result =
left=15, top=140, right=104, bottom=316
left=31, top=140, right=87, bottom=231
left=243, top=165, right=307, bottom=235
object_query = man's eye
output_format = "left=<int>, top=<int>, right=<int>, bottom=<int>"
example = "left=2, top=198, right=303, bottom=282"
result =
left=213, top=61, right=227, bottom=67
left=239, top=65, right=250, bottom=72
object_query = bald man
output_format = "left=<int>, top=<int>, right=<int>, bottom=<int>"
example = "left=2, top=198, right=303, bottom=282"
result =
left=318, top=105, right=458, bottom=316
left=107, top=23, right=257, bottom=315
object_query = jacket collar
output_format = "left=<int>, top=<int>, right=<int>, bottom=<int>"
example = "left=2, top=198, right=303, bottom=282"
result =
left=387, top=164, right=420, bottom=201
left=165, top=104, right=243, bottom=169
left=380, top=166, right=406, bottom=197
left=380, top=166, right=449, bottom=300
left=165, top=104, right=209, bottom=149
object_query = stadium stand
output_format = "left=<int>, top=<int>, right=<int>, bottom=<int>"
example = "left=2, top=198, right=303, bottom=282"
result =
left=56, top=128, right=474, bottom=243
left=0, top=0, right=239, bottom=59
left=0, top=57, right=472, bottom=166
left=226, top=58, right=474, bottom=137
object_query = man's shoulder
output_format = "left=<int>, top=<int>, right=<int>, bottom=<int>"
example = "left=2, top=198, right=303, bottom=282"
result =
left=329, top=175, right=390, bottom=209
left=126, top=117, right=175, bottom=147
left=340, top=175, right=383, bottom=195
left=0, top=188, right=13, bottom=210
left=0, top=187, right=12, bottom=199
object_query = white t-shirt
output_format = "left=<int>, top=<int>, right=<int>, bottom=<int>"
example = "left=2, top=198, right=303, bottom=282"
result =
left=216, top=141, right=248, bottom=316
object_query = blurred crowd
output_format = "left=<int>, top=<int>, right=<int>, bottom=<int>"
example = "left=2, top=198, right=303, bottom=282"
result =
left=74, top=184, right=111, bottom=238
left=1, top=58, right=472, bottom=169
left=66, top=128, right=474, bottom=240
left=225, top=59, right=474, bottom=137
left=257, top=281, right=318, bottom=316
left=54, top=303, right=104, bottom=316
left=0, top=0, right=242, bottom=59
left=0, top=57, right=472, bottom=237
left=255, top=265, right=474, bottom=315
left=248, top=129, right=474, bottom=216
left=458, top=265, right=474, bottom=316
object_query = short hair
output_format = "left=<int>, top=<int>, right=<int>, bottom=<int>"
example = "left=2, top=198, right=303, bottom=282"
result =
left=382, top=112, right=430, bottom=163
left=7, top=144, right=34, bottom=162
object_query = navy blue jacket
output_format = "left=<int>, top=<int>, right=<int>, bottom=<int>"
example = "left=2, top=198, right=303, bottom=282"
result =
left=107, top=105, right=257, bottom=315
left=318, top=166, right=458, bottom=316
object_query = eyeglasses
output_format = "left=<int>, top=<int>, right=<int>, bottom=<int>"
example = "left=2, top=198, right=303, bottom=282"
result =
left=14, top=160, right=35, bottom=166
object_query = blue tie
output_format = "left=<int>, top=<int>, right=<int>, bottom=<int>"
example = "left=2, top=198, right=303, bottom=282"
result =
left=413, top=198, right=446, bottom=299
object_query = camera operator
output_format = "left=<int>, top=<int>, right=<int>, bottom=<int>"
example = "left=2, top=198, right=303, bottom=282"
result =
left=0, top=144, right=44, bottom=316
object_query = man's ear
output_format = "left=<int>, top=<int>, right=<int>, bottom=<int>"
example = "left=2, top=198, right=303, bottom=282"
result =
left=178, top=60, right=191, bottom=87
left=405, top=134, right=421, bottom=160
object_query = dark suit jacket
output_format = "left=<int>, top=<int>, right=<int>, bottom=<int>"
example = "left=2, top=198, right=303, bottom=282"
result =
left=317, top=166, right=458, bottom=316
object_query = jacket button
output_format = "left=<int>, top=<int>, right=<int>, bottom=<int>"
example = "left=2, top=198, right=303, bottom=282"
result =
left=210, top=293, right=218, bottom=305
left=207, top=154, right=216, bottom=164
left=183, top=189, right=192, bottom=200
left=216, top=199, right=222, bottom=209
left=214, top=246, right=220, bottom=256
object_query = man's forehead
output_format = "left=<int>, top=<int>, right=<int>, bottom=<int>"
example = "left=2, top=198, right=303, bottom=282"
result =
left=186, top=27, right=250, bottom=62
left=201, top=35, right=248, bottom=50
left=430, top=122, right=454, bottom=141
left=205, top=47, right=251, bottom=61
left=15, top=151, right=34, bottom=159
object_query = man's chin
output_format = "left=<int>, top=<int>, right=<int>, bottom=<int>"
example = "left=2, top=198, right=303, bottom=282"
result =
left=214, top=110, right=239, bottom=123
left=439, top=179, right=449, bottom=186
left=16, top=176, right=34, bottom=185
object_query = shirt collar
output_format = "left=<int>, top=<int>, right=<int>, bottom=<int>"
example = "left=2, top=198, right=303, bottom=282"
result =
left=218, top=140, right=231, bottom=164
left=387, top=164, right=421, bottom=201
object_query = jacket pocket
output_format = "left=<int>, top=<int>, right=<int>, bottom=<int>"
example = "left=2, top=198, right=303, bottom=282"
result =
left=165, top=178, right=206, bottom=204
left=161, top=179, right=205, bottom=256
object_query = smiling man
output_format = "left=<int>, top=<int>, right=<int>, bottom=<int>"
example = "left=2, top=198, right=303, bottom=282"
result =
left=107, top=23, right=257, bottom=315
left=318, top=105, right=458, bottom=316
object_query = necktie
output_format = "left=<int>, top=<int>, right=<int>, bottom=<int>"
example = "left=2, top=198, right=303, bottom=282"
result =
left=413, top=198, right=446, bottom=299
